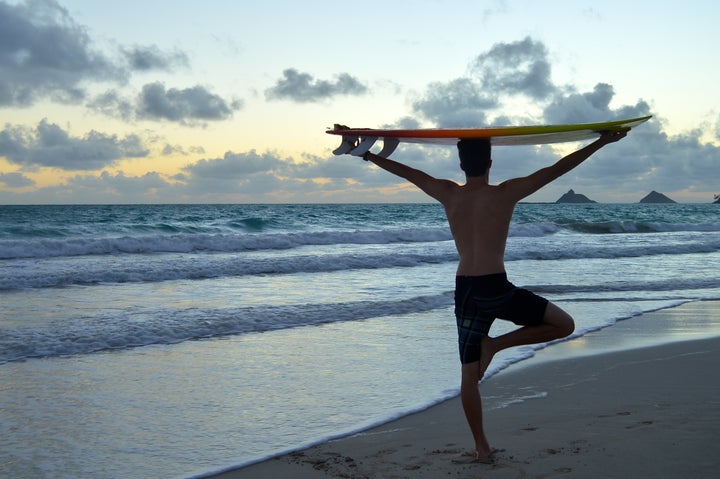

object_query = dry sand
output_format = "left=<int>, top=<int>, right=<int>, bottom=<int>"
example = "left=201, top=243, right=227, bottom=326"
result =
left=206, top=302, right=720, bottom=479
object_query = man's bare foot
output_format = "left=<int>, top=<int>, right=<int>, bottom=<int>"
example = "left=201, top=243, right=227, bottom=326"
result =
left=452, top=447, right=502, bottom=464
left=478, top=336, right=496, bottom=380
left=478, top=447, right=504, bottom=463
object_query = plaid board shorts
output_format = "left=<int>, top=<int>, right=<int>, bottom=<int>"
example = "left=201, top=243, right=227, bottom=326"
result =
left=454, top=273, right=548, bottom=364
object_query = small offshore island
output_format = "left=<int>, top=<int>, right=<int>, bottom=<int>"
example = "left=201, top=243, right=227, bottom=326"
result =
left=555, top=189, right=678, bottom=204
left=639, top=190, right=676, bottom=203
left=555, top=189, right=596, bottom=203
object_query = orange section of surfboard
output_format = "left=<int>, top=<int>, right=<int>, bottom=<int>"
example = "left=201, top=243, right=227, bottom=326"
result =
left=327, top=115, right=651, bottom=156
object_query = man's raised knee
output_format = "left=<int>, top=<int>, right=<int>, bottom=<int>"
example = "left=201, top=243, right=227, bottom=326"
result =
left=544, top=302, right=575, bottom=337
left=559, top=316, right=575, bottom=337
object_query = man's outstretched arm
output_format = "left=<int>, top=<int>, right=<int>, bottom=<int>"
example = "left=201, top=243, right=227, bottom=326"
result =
left=502, top=129, right=628, bottom=201
left=363, top=152, right=455, bottom=202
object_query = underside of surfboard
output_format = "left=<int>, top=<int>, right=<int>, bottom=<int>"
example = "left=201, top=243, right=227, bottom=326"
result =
left=327, top=115, right=652, bottom=157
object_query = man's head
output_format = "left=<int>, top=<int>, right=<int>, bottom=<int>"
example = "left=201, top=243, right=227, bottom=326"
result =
left=457, top=139, right=492, bottom=177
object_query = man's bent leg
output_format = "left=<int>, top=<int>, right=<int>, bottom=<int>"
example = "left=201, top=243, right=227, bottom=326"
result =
left=460, top=361, right=492, bottom=459
left=480, top=301, right=575, bottom=377
left=541, top=302, right=575, bottom=336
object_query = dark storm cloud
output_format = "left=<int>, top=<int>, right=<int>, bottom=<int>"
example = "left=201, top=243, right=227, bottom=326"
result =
left=0, top=0, right=124, bottom=107
left=0, top=119, right=149, bottom=171
left=265, top=68, right=368, bottom=102
left=137, top=82, right=242, bottom=123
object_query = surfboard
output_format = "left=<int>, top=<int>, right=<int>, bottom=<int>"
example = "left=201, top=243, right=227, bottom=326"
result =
left=327, top=115, right=652, bottom=157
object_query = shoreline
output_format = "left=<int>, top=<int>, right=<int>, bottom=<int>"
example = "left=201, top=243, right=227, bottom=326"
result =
left=199, top=301, right=720, bottom=479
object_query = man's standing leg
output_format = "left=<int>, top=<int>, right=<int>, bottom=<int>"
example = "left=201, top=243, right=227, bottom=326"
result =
left=460, top=360, right=492, bottom=460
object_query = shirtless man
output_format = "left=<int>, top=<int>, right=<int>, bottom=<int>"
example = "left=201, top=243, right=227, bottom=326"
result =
left=358, top=129, right=627, bottom=461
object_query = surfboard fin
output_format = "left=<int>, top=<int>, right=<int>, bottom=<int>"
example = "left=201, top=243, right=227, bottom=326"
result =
left=332, top=135, right=359, bottom=155
left=329, top=124, right=398, bottom=158
left=349, top=137, right=377, bottom=156
left=377, top=138, right=399, bottom=158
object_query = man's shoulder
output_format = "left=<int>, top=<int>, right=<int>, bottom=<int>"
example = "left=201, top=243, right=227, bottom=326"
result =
left=494, top=177, right=535, bottom=202
left=430, top=177, right=463, bottom=192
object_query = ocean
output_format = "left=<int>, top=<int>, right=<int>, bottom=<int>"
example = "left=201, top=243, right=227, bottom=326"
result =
left=1, top=203, right=719, bottom=478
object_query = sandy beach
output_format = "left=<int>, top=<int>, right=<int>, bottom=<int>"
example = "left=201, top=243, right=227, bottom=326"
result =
left=206, top=301, right=720, bottom=479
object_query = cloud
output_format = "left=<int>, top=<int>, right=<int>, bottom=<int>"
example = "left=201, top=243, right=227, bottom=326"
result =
left=0, top=0, right=221, bottom=126
left=411, top=37, right=653, bottom=128
left=0, top=0, right=123, bottom=107
left=184, top=150, right=285, bottom=179
left=472, top=36, right=555, bottom=100
left=175, top=150, right=382, bottom=201
left=87, top=83, right=242, bottom=125
left=122, top=45, right=189, bottom=72
left=67, top=170, right=169, bottom=197
left=0, top=171, right=35, bottom=187
left=136, top=82, right=242, bottom=124
left=2, top=31, right=717, bottom=204
left=0, top=119, right=149, bottom=170
left=412, top=78, right=496, bottom=127
left=0, top=170, right=179, bottom=204
left=87, top=90, right=135, bottom=121
left=559, top=124, right=720, bottom=202
left=265, top=68, right=368, bottom=103
left=543, top=83, right=652, bottom=124
left=399, top=36, right=720, bottom=202
left=161, top=143, right=205, bottom=156
left=168, top=151, right=287, bottom=200
left=412, top=37, right=556, bottom=127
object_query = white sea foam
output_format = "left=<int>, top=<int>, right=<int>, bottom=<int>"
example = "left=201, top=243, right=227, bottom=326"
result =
left=3, top=216, right=718, bottom=261
left=2, top=232, right=719, bottom=290
left=0, top=293, right=454, bottom=363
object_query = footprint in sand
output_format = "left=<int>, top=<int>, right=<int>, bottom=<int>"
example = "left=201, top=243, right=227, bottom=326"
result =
left=597, top=411, right=632, bottom=418
left=625, top=420, right=654, bottom=429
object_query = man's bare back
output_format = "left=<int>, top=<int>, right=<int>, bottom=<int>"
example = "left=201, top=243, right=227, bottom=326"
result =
left=442, top=181, right=516, bottom=276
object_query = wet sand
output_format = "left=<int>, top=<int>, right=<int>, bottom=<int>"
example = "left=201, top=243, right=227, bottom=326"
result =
left=205, top=302, right=720, bottom=479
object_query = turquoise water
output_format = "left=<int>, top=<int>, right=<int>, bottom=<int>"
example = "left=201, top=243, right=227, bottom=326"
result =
left=1, top=203, right=718, bottom=478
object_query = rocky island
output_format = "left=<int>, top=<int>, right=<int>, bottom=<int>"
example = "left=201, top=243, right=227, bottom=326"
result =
left=639, top=191, right=676, bottom=203
left=556, top=189, right=596, bottom=203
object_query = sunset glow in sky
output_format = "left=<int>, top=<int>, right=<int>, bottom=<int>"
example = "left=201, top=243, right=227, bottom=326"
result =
left=1, top=0, right=718, bottom=203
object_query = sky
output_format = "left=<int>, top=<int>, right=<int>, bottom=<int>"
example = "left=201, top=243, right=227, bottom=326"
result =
left=0, top=0, right=718, bottom=204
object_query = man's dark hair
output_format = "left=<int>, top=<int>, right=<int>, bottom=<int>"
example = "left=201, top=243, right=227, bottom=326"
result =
left=458, top=139, right=491, bottom=177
